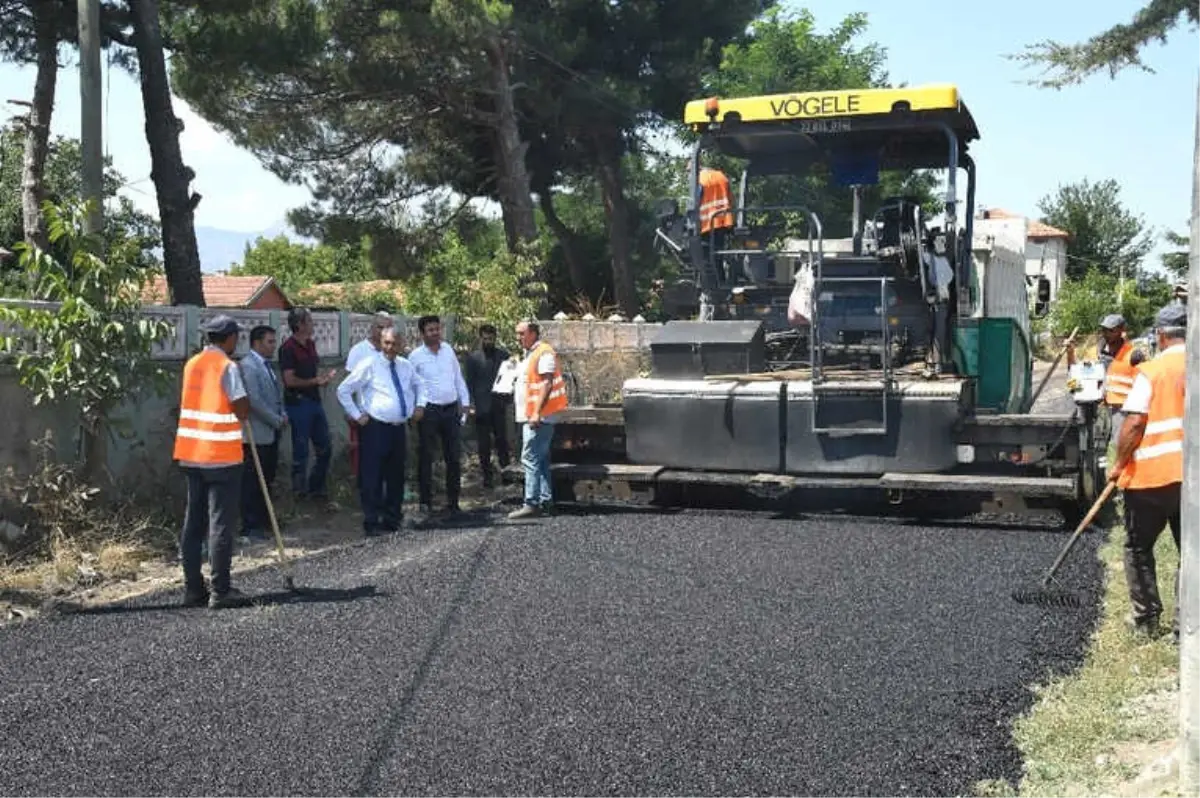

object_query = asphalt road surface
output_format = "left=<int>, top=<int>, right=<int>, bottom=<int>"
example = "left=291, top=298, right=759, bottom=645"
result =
left=0, top=501, right=1102, bottom=797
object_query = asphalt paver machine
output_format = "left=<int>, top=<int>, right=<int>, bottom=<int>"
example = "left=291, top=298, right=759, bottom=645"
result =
left=544, top=84, right=1105, bottom=524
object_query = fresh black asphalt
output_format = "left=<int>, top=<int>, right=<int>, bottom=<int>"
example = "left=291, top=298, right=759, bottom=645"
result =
left=0, top=503, right=1103, bottom=796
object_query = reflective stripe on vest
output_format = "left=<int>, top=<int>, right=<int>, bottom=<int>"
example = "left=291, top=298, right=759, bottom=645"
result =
left=1105, top=340, right=1137, bottom=406
left=524, top=341, right=569, bottom=420
left=173, top=348, right=244, bottom=465
left=1118, top=347, right=1185, bottom=490
left=699, top=168, right=734, bottom=235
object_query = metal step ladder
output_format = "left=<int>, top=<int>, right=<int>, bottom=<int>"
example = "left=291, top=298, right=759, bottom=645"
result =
left=810, top=274, right=894, bottom=437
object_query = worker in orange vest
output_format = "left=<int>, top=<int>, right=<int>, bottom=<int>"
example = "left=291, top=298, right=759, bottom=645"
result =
left=1067, top=313, right=1145, bottom=448
left=698, top=166, right=735, bottom=236
left=507, top=319, right=569, bottom=520
left=173, top=315, right=251, bottom=609
left=1109, top=302, right=1186, bottom=640
left=698, top=166, right=735, bottom=286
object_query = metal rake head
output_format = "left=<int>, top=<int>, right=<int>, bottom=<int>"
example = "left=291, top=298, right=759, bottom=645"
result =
left=1010, top=588, right=1087, bottom=608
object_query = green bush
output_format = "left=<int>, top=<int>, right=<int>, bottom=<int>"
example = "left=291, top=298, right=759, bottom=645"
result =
left=1048, top=269, right=1173, bottom=338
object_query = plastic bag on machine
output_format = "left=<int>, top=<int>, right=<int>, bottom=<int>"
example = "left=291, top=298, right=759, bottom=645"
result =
left=787, top=263, right=814, bottom=327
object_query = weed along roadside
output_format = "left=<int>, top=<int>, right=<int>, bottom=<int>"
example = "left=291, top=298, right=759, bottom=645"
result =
left=971, top=521, right=1181, bottom=798
left=0, top=435, right=519, bottom=625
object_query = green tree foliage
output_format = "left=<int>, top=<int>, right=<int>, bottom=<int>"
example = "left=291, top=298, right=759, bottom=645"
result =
left=163, top=0, right=770, bottom=315
left=229, top=234, right=373, bottom=295
left=1048, top=268, right=1173, bottom=337
left=0, top=200, right=173, bottom=481
left=1161, top=227, right=1189, bottom=279
left=402, top=230, right=542, bottom=349
left=0, top=124, right=162, bottom=293
left=1011, top=0, right=1198, bottom=88
left=1036, top=178, right=1153, bottom=281
left=697, top=8, right=941, bottom=236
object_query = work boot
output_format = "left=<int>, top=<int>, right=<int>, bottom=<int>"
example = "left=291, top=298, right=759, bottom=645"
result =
left=208, top=587, right=247, bottom=610
left=182, top=584, right=210, bottom=608
left=1126, top=613, right=1160, bottom=640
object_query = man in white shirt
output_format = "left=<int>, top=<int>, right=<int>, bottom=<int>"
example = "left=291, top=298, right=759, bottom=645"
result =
left=337, top=327, right=426, bottom=535
left=407, top=314, right=473, bottom=518
left=346, top=311, right=394, bottom=372
left=345, top=312, right=394, bottom=484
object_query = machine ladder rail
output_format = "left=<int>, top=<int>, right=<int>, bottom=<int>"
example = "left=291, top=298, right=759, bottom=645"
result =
left=810, top=273, right=895, bottom=437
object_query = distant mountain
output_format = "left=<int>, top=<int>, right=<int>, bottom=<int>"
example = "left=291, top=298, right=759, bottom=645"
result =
left=195, top=220, right=315, bottom=273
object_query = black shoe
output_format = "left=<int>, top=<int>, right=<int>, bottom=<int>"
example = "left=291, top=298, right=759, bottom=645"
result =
left=182, top=587, right=209, bottom=608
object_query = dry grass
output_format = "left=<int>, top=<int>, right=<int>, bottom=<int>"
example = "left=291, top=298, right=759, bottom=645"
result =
left=561, top=349, right=650, bottom=404
left=0, top=434, right=178, bottom=604
left=977, top=522, right=1182, bottom=798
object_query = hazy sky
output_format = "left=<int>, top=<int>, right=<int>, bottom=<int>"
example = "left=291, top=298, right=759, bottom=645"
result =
left=0, top=0, right=1195, bottom=268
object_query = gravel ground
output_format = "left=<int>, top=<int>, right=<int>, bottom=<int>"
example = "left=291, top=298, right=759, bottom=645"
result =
left=0, top=501, right=1102, bottom=797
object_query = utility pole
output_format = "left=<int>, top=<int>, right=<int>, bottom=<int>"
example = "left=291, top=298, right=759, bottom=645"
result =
left=1180, top=68, right=1199, bottom=796
left=78, top=0, right=103, bottom=236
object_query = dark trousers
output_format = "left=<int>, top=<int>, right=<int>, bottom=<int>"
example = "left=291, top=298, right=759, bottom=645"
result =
left=240, top=438, right=278, bottom=536
left=358, top=418, right=408, bottom=532
left=287, top=397, right=331, bottom=497
left=476, top=399, right=511, bottom=477
left=1122, top=482, right=1182, bottom=630
left=180, top=464, right=242, bottom=596
left=418, top=403, right=462, bottom=509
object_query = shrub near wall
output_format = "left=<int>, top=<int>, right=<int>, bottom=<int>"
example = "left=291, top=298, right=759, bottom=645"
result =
left=537, top=320, right=659, bottom=405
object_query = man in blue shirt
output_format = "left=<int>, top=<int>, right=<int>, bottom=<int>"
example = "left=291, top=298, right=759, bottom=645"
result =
left=336, top=327, right=427, bottom=535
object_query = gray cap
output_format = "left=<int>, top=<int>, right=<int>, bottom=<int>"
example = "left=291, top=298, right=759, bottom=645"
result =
left=201, top=314, right=241, bottom=336
left=1155, top=302, right=1187, bottom=330
left=1099, top=313, right=1126, bottom=330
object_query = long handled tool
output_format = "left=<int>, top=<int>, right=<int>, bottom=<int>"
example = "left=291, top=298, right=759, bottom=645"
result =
left=243, top=420, right=297, bottom=592
left=1012, top=480, right=1117, bottom=607
left=1028, top=326, right=1079, bottom=408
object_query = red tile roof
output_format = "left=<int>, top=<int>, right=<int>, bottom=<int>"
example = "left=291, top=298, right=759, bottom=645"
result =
left=294, top=279, right=407, bottom=306
left=1027, top=220, right=1070, bottom=239
left=141, top=275, right=284, bottom=307
left=979, top=208, right=1070, bottom=239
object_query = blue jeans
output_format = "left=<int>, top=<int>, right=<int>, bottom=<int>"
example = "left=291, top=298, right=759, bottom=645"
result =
left=521, top=421, right=555, bottom=507
left=287, top=397, right=331, bottom=497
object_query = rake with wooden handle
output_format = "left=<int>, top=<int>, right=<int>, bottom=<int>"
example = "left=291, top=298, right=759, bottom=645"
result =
left=243, top=420, right=297, bottom=592
left=1028, top=326, right=1080, bottom=408
left=1011, top=480, right=1117, bottom=608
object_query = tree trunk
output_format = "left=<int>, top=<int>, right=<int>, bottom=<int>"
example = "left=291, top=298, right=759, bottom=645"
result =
left=483, top=33, right=538, bottom=248
left=536, top=186, right=588, bottom=295
left=129, top=0, right=206, bottom=307
left=81, top=419, right=110, bottom=491
left=590, top=128, right=638, bottom=317
left=21, top=0, right=59, bottom=253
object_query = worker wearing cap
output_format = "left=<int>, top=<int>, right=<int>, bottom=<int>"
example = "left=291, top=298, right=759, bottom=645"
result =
left=173, top=315, right=251, bottom=610
left=1109, top=302, right=1186, bottom=640
left=1068, top=313, right=1145, bottom=447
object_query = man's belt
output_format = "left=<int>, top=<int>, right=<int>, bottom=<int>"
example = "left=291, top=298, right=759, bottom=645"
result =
left=369, top=415, right=407, bottom=426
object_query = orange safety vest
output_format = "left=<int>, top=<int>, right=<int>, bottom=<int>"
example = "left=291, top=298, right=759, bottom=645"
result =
left=698, top=167, right=734, bottom=235
left=173, top=348, right=244, bottom=465
left=1118, top=346, right=1185, bottom=491
left=524, top=341, right=568, bottom=420
left=1104, top=339, right=1137, bottom=407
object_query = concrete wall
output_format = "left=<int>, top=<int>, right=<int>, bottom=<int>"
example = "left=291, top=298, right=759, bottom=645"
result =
left=0, top=319, right=657, bottom=493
